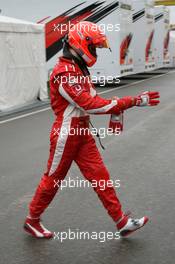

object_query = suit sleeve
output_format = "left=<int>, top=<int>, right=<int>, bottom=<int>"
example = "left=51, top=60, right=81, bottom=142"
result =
left=58, top=72, right=136, bottom=114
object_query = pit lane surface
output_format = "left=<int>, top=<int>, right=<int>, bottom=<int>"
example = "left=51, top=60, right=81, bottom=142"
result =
left=0, top=71, right=175, bottom=264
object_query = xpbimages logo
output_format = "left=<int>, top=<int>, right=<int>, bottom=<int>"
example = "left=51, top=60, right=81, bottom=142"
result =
left=53, top=229, right=120, bottom=242
left=53, top=21, right=120, bottom=35
left=53, top=126, right=122, bottom=138
left=53, top=177, right=121, bottom=191
left=53, top=73, right=120, bottom=87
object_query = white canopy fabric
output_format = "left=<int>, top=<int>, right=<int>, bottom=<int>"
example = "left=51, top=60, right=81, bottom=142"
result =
left=170, top=35, right=175, bottom=67
left=0, top=15, right=48, bottom=111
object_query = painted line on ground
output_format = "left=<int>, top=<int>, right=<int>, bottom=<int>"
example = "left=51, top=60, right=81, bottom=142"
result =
left=0, top=107, right=51, bottom=124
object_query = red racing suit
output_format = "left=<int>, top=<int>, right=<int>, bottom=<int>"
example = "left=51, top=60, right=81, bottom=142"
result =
left=29, top=57, right=136, bottom=222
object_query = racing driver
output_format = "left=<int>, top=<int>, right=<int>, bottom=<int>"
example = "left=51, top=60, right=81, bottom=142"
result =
left=24, top=21, right=160, bottom=238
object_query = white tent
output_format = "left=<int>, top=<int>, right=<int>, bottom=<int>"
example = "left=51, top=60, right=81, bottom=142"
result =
left=0, top=15, right=48, bottom=111
left=170, top=33, right=175, bottom=67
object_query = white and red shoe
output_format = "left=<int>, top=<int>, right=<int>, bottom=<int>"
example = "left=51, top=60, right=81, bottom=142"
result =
left=117, top=212, right=149, bottom=237
left=24, top=216, right=53, bottom=239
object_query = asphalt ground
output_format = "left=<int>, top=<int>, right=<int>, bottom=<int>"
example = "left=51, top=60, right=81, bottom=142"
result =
left=0, top=71, right=175, bottom=264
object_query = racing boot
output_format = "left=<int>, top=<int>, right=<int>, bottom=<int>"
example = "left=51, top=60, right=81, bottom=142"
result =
left=117, top=212, right=149, bottom=237
left=24, top=216, right=53, bottom=239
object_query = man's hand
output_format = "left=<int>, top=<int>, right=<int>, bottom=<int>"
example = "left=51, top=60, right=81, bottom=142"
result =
left=135, top=91, right=160, bottom=107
